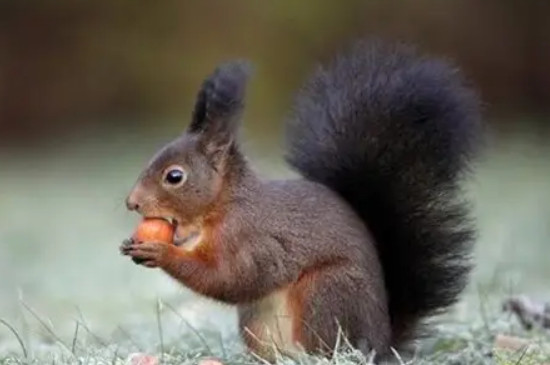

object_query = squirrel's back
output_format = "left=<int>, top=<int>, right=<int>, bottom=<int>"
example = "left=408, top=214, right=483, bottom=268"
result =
left=285, top=39, right=481, bottom=345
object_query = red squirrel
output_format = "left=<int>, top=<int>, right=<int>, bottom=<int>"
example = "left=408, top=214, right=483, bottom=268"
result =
left=120, top=39, right=481, bottom=360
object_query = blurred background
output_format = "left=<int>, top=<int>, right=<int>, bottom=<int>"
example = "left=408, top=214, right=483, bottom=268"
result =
left=0, top=0, right=549, bottom=356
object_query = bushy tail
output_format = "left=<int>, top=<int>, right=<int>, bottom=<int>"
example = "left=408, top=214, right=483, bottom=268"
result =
left=285, top=39, right=481, bottom=345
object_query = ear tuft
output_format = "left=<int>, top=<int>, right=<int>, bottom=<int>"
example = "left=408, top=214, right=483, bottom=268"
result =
left=189, top=60, right=253, bottom=134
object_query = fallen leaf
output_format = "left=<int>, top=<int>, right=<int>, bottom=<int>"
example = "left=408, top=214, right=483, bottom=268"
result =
left=493, top=334, right=530, bottom=351
left=198, top=358, right=224, bottom=365
left=126, top=353, right=159, bottom=365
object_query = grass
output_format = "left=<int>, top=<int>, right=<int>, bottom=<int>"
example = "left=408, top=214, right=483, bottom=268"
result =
left=1, top=125, right=549, bottom=364
left=1, top=304, right=550, bottom=364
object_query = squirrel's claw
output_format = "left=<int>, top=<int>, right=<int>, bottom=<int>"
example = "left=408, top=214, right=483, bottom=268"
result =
left=119, top=238, right=133, bottom=255
left=123, top=241, right=167, bottom=268
left=120, top=238, right=146, bottom=265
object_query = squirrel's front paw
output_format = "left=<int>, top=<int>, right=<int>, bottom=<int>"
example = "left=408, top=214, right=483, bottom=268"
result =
left=125, top=241, right=171, bottom=268
left=120, top=238, right=133, bottom=255
left=120, top=238, right=147, bottom=265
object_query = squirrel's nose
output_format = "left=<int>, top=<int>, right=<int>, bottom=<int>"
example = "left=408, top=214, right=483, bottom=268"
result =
left=126, top=197, right=139, bottom=211
left=125, top=187, right=142, bottom=212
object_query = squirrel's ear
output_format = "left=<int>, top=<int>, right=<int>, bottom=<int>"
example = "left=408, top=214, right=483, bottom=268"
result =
left=187, top=60, right=252, bottom=164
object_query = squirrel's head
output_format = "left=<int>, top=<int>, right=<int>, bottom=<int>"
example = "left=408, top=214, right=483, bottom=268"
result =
left=125, top=61, right=251, bottom=232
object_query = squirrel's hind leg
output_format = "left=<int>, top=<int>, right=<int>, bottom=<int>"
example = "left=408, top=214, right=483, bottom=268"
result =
left=289, top=265, right=392, bottom=357
left=237, top=264, right=391, bottom=359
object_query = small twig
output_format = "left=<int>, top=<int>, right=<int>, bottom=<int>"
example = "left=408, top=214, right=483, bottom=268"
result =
left=366, top=351, right=377, bottom=364
left=20, top=300, right=72, bottom=354
left=216, top=330, right=227, bottom=358
left=391, top=347, right=409, bottom=365
left=163, top=300, right=213, bottom=353
left=75, top=320, right=108, bottom=348
left=17, top=288, right=32, bottom=358
left=477, top=285, right=492, bottom=335
left=111, top=345, right=120, bottom=365
left=514, top=345, right=530, bottom=365
left=295, top=317, right=331, bottom=352
left=71, top=321, right=80, bottom=355
left=331, top=321, right=343, bottom=359
left=74, top=306, right=108, bottom=347
left=0, top=318, right=28, bottom=359
left=116, top=325, right=143, bottom=352
left=156, top=298, right=165, bottom=364
left=248, top=350, right=272, bottom=365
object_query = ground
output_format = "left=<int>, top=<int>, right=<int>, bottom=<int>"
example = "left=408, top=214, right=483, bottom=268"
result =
left=1, top=125, right=549, bottom=364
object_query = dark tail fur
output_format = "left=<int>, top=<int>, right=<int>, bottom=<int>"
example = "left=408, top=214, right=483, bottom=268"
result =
left=285, top=39, right=481, bottom=345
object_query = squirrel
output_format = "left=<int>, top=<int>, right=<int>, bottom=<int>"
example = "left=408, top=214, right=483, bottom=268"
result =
left=120, top=39, right=481, bottom=360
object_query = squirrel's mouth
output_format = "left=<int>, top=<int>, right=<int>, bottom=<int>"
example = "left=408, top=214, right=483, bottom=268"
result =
left=159, top=216, right=177, bottom=226
left=158, top=216, right=202, bottom=250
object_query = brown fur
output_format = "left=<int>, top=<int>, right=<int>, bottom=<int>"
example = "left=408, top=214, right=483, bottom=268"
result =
left=121, top=41, right=479, bottom=360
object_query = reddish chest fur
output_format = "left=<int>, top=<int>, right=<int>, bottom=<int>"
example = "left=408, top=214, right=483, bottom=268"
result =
left=178, top=213, right=224, bottom=266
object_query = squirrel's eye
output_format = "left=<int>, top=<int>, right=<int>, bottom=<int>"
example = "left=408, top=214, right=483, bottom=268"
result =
left=163, top=166, right=187, bottom=187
